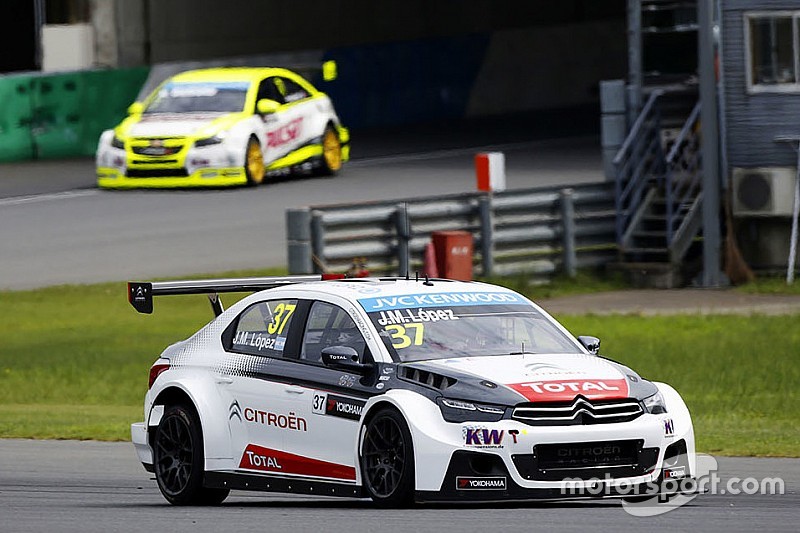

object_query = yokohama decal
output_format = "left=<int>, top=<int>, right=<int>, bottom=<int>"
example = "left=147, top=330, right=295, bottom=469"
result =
left=239, top=444, right=356, bottom=480
left=507, top=379, right=629, bottom=401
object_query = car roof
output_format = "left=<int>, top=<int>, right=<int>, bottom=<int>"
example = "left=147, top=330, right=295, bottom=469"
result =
left=169, top=67, right=303, bottom=84
left=283, top=278, right=521, bottom=302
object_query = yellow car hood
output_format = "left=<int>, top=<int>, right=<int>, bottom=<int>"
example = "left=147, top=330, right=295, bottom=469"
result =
left=118, top=112, right=247, bottom=139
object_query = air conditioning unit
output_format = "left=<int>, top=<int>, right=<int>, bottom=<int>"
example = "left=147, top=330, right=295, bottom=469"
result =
left=732, top=167, right=797, bottom=217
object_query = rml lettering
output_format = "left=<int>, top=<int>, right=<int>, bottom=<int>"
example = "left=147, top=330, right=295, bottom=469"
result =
left=521, top=381, right=620, bottom=394
left=465, top=428, right=504, bottom=446
left=267, top=117, right=303, bottom=148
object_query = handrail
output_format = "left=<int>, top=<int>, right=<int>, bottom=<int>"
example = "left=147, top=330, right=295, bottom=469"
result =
left=612, top=90, right=663, bottom=166
left=613, top=90, right=665, bottom=245
left=664, top=101, right=702, bottom=245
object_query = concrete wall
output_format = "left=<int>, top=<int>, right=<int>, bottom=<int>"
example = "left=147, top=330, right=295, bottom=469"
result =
left=129, top=0, right=622, bottom=65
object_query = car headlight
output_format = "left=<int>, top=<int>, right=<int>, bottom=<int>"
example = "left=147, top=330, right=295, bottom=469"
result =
left=437, top=397, right=506, bottom=423
left=642, top=391, right=668, bottom=414
left=111, top=135, right=125, bottom=149
left=194, top=134, right=224, bottom=148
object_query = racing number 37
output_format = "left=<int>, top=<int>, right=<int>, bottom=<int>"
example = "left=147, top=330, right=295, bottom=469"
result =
left=385, top=323, right=424, bottom=349
left=268, top=303, right=296, bottom=335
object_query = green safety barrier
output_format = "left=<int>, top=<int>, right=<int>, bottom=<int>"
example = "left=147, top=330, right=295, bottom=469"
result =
left=0, top=67, right=149, bottom=163
left=0, top=74, right=35, bottom=162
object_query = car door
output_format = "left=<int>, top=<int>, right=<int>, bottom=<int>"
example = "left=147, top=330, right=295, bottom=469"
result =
left=254, top=76, right=308, bottom=164
left=222, top=297, right=303, bottom=476
left=266, top=299, right=384, bottom=483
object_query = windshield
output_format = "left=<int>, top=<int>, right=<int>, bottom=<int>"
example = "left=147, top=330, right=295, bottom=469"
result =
left=144, top=81, right=250, bottom=114
left=360, top=292, right=578, bottom=362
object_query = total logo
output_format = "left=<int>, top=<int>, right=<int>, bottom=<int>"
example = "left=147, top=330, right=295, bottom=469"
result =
left=509, top=379, right=629, bottom=401
left=243, top=450, right=282, bottom=470
left=456, top=476, right=507, bottom=490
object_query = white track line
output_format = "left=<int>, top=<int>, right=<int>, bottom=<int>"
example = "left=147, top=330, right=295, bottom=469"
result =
left=0, top=189, right=99, bottom=207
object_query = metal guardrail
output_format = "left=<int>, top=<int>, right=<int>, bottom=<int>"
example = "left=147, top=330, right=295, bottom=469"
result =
left=286, top=182, right=617, bottom=280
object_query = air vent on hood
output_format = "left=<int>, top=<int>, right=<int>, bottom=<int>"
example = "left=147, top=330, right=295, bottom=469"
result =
left=399, top=367, right=456, bottom=390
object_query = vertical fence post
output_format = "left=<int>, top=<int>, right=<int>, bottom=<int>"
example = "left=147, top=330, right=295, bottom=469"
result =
left=310, top=211, right=325, bottom=274
left=478, top=194, right=494, bottom=277
left=286, top=208, right=313, bottom=274
left=560, top=188, right=577, bottom=278
left=395, top=203, right=410, bottom=276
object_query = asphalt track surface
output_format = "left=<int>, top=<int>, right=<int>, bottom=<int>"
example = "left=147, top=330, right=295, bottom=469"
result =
left=0, top=111, right=604, bottom=290
left=0, top=439, right=796, bottom=533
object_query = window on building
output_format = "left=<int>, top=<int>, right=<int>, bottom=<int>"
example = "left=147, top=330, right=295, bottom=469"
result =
left=746, top=12, right=799, bottom=91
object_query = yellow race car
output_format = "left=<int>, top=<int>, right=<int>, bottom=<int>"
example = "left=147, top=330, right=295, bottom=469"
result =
left=96, top=67, right=349, bottom=188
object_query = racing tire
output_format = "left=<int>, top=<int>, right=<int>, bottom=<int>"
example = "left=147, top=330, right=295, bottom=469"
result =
left=153, top=404, right=229, bottom=506
left=318, top=125, right=343, bottom=176
left=244, top=137, right=265, bottom=186
left=360, top=407, right=415, bottom=508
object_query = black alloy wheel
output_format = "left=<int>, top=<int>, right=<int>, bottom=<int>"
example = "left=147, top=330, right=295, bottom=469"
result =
left=153, top=404, right=229, bottom=505
left=360, top=408, right=415, bottom=507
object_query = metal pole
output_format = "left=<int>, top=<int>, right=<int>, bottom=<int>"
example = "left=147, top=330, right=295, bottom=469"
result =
left=478, top=194, right=494, bottom=277
left=286, top=208, right=313, bottom=274
left=560, top=189, right=577, bottom=278
left=627, top=0, right=643, bottom=126
left=698, top=0, right=722, bottom=286
left=788, top=143, right=800, bottom=284
left=310, top=211, right=325, bottom=274
left=395, top=203, right=410, bottom=277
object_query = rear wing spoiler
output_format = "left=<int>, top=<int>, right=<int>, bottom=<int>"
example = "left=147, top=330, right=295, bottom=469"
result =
left=128, top=275, right=331, bottom=316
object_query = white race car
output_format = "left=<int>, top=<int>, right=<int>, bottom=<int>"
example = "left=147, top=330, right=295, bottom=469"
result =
left=128, top=275, right=695, bottom=506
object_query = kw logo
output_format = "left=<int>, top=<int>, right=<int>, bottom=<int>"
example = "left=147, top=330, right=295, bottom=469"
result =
left=464, top=428, right=504, bottom=447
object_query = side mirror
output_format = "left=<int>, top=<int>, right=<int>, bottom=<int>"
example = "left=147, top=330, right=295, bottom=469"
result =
left=127, top=102, right=144, bottom=115
left=321, top=346, right=372, bottom=374
left=577, top=335, right=601, bottom=355
left=256, top=98, right=280, bottom=115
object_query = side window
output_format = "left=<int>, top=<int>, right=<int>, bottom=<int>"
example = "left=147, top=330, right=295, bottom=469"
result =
left=280, top=77, right=310, bottom=103
left=256, top=78, right=284, bottom=104
left=229, top=299, right=298, bottom=357
left=300, top=302, right=367, bottom=364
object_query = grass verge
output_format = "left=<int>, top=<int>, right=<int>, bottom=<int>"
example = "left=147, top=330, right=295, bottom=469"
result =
left=0, top=270, right=797, bottom=456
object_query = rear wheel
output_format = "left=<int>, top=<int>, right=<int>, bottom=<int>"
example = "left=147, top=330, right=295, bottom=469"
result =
left=360, top=407, right=415, bottom=507
left=153, top=404, right=229, bottom=505
left=318, top=125, right=342, bottom=176
left=244, top=137, right=265, bottom=185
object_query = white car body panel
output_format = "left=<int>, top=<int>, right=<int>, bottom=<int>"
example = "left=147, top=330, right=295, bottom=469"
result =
left=132, top=277, right=696, bottom=503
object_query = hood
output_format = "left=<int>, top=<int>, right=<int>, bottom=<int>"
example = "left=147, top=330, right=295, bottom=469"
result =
left=120, top=112, right=245, bottom=138
left=408, top=353, right=656, bottom=404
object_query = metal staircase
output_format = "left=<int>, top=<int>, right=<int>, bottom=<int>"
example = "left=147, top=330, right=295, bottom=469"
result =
left=613, top=92, right=703, bottom=287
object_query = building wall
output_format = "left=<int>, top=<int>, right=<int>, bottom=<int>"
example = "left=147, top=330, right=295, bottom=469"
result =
left=722, top=0, right=800, bottom=168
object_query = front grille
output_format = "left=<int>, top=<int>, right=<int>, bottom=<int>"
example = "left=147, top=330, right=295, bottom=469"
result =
left=126, top=168, right=189, bottom=178
left=512, top=396, right=643, bottom=426
left=132, top=146, right=183, bottom=156
left=512, top=439, right=659, bottom=481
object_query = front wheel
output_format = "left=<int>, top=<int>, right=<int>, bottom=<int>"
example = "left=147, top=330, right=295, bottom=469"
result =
left=360, top=408, right=415, bottom=507
left=244, top=137, right=265, bottom=185
left=153, top=404, right=229, bottom=505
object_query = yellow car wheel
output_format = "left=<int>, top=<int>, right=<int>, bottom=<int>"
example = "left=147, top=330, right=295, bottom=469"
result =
left=320, top=126, right=342, bottom=176
left=245, top=137, right=265, bottom=186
